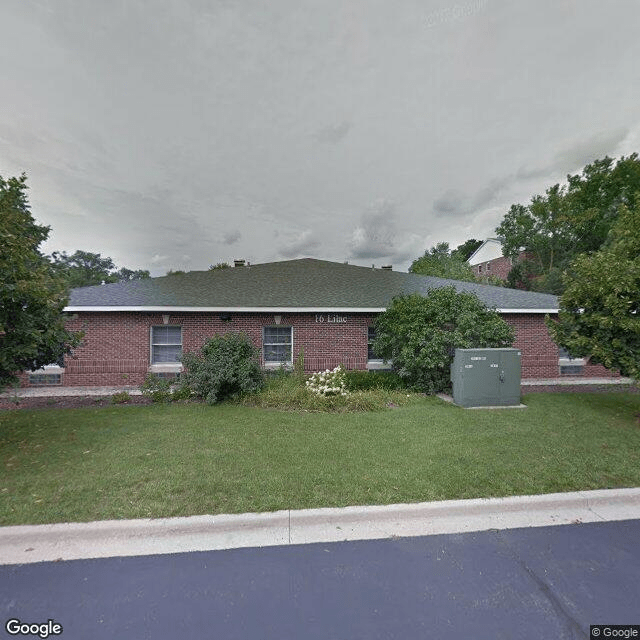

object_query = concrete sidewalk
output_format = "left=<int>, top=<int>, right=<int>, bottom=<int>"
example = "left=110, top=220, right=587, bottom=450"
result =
left=1, top=488, right=639, bottom=566
left=0, top=385, right=143, bottom=398
left=0, top=377, right=634, bottom=399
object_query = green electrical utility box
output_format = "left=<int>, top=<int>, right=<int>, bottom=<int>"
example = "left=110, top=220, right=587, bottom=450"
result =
left=451, top=348, right=522, bottom=407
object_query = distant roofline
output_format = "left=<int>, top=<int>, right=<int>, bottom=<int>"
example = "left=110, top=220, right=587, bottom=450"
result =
left=467, top=238, right=503, bottom=263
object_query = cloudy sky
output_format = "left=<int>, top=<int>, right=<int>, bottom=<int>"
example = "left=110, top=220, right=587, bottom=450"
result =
left=2, top=0, right=640, bottom=275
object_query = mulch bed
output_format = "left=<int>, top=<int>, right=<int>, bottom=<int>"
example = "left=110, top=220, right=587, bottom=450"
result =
left=0, top=395, right=155, bottom=412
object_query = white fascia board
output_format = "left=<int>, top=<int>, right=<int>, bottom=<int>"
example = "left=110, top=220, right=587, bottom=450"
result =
left=65, top=305, right=558, bottom=314
left=64, top=306, right=387, bottom=313
left=497, top=308, right=558, bottom=314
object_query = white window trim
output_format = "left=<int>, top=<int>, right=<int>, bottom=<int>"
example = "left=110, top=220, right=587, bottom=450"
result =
left=559, top=357, right=586, bottom=366
left=31, top=364, right=65, bottom=373
left=149, top=363, right=184, bottom=373
left=150, top=325, right=182, bottom=365
left=262, top=326, right=293, bottom=368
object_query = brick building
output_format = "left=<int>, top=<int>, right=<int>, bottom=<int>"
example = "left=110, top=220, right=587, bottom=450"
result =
left=24, top=258, right=614, bottom=387
left=467, top=238, right=530, bottom=282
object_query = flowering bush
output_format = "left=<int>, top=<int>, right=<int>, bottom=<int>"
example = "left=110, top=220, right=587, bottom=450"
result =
left=306, top=366, right=348, bottom=397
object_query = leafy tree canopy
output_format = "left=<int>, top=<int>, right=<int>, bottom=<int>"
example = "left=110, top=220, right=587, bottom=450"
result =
left=409, top=242, right=477, bottom=282
left=209, top=262, right=231, bottom=270
left=49, top=250, right=150, bottom=288
left=0, top=174, right=82, bottom=388
left=373, top=288, right=514, bottom=393
left=496, top=153, right=640, bottom=293
left=451, top=238, right=483, bottom=261
left=546, top=200, right=640, bottom=380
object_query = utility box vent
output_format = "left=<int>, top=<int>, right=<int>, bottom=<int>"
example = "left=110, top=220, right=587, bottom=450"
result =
left=451, top=348, right=521, bottom=407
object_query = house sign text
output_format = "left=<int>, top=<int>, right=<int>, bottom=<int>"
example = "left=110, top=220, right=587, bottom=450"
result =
left=315, top=314, right=348, bottom=324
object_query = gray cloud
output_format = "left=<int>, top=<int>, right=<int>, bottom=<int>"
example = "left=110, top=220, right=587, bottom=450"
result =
left=3, top=1, right=640, bottom=275
left=278, top=230, right=321, bottom=258
left=349, top=200, right=397, bottom=259
left=433, top=128, right=630, bottom=222
left=552, top=128, right=629, bottom=173
left=314, top=121, right=352, bottom=144
left=433, top=176, right=511, bottom=219
left=518, top=128, right=629, bottom=181
left=433, top=190, right=466, bottom=216
left=223, top=230, right=241, bottom=245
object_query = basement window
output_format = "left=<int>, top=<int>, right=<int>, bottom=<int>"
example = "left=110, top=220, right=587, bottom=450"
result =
left=28, top=373, right=62, bottom=386
left=558, top=347, right=585, bottom=375
left=28, top=362, right=64, bottom=386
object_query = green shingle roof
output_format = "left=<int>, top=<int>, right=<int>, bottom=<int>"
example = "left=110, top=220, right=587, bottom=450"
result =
left=67, top=258, right=558, bottom=312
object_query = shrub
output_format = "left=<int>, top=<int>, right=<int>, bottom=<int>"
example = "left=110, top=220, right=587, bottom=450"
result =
left=343, top=370, right=406, bottom=392
left=111, top=391, right=132, bottom=404
left=373, top=288, right=514, bottom=394
left=180, top=332, right=264, bottom=405
left=140, top=374, right=173, bottom=403
left=306, top=366, right=348, bottom=397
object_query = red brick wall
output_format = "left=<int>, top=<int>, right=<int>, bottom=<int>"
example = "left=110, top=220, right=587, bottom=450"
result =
left=472, top=255, right=513, bottom=281
left=503, top=313, right=618, bottom=380
left=19, top=310, right=618, bottom=387
left=21, top=312, right=376, bottom=387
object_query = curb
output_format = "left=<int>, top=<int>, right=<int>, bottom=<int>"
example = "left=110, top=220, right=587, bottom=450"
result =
left=1, top=488, right=639, bottom=566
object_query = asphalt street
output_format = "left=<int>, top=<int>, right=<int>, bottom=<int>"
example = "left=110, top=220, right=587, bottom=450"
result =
left=2, top=519, right=639, bottom=640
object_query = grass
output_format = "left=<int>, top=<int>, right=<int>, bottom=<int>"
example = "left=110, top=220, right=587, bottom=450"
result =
left=1, top=392, right=639, bottom=526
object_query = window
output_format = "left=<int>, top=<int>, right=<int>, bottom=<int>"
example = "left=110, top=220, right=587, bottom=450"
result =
left=29, top=373, right=62, bottom=386
left=151, top=326, right=182, bottom=364
left=367, top=326, right=390, bottom=369
left=263, top=326, right=292, bottom=364
left=558, top=346, right=585, bottom=375
left=28, top=360, right=64, bottom=386
left=368, top=327, right=378, bottom=361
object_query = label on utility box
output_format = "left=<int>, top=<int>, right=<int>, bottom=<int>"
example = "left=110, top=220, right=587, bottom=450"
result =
left=470, top=356, right=486, bottom=361
left=464, top=364, right=473, bottom=368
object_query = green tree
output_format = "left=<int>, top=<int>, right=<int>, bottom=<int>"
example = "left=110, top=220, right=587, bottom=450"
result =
left=497, top=184, right=573, bottom=276
left=565, top=154, right=640, bottom=255
left=451, top=238, right=483, bottom=261
left=409, top=242, right=477, bottom=282
left=0, top=174, right=82, bottom=388
left=546, top=201, right=640, bottom=380
left=209, top=262, right=231, bottom=270
left=496, top=154, right=640, bottom=293
left=373, top=288, right=514, bottom=393
left=49, top=250, right=150, bottom=287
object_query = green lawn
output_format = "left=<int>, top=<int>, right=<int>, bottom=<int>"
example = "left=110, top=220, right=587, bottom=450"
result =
left=1, top=392, right=640, bottom=526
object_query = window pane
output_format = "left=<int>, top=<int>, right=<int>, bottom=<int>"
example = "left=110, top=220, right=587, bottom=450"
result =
left=152, top=326, right=182, bottom=345
left=263, top=327, right=292, bottom=344
left=368, top=327, right=378, bottom=360
left=264, top=344, right=292, bottom=363
left=152, top=345, right=182, bottom=363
